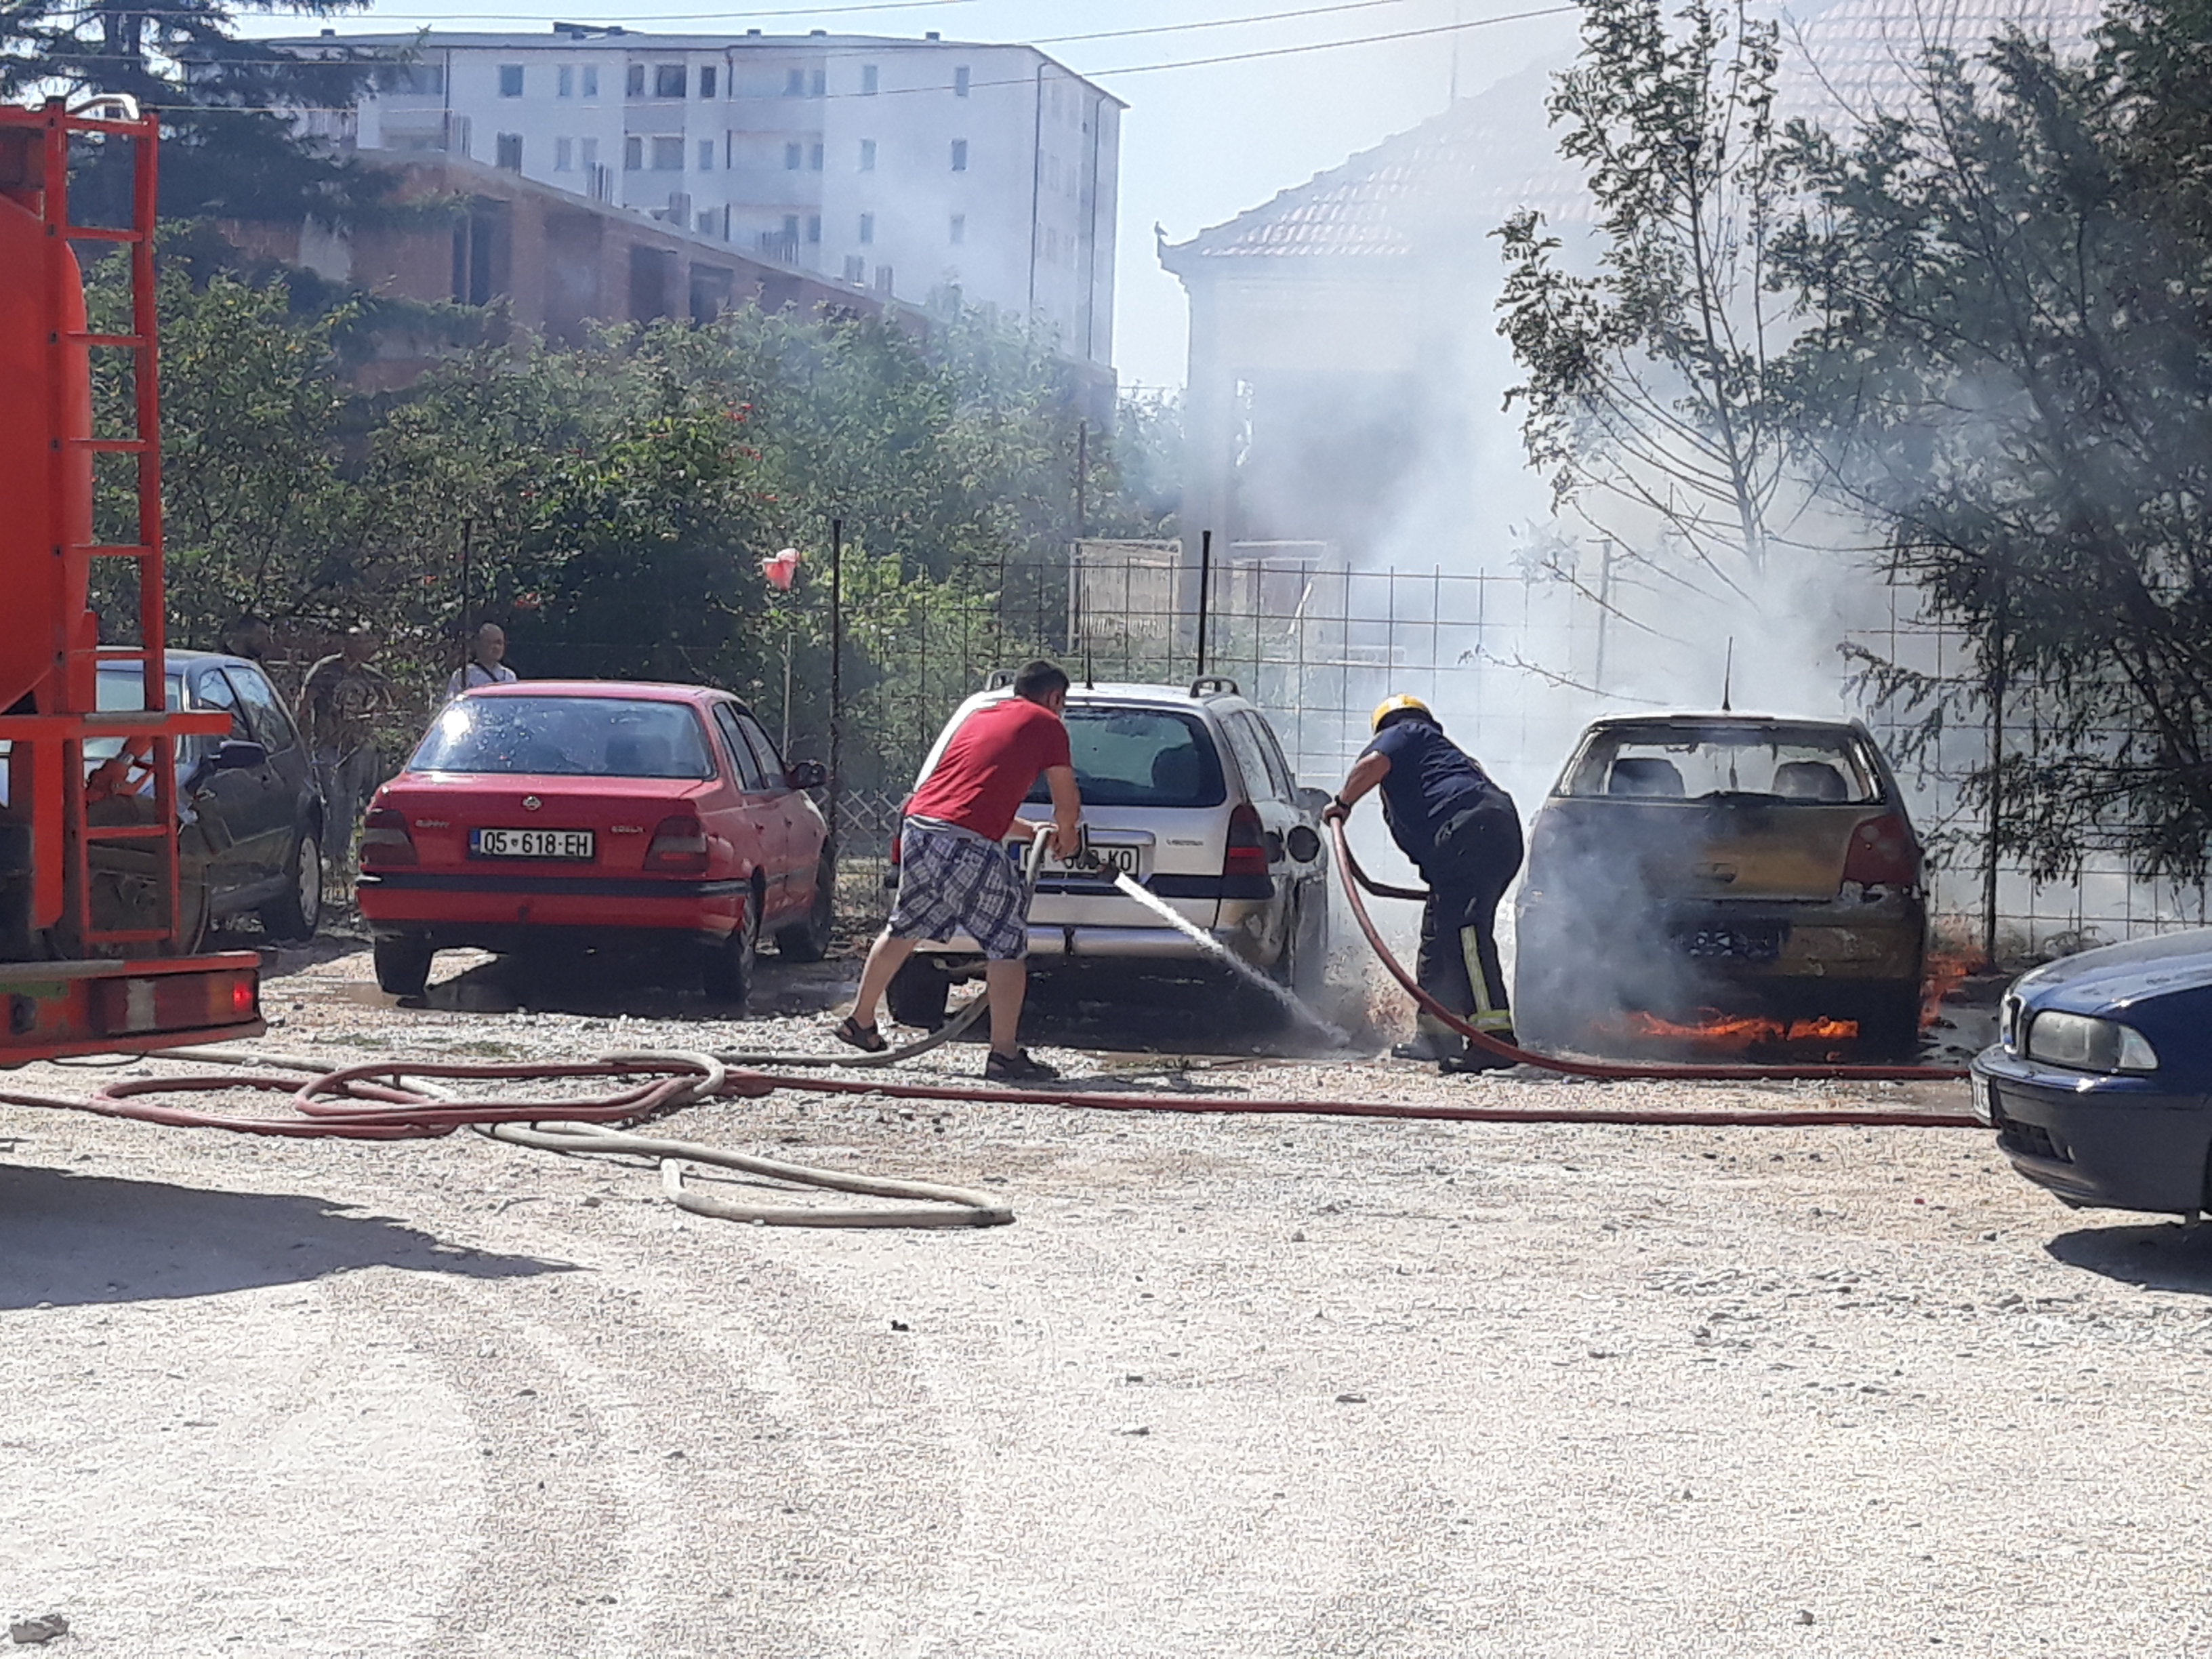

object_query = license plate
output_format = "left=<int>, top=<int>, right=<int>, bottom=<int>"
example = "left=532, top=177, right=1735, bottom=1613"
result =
left=471, top=827, right=595, bottom=860
left=1675, top=925, right=1784, bottom=961
left=1007, top=840, right=1141, bottom=878
left=1970, top=1071, right=1993, bottom=1124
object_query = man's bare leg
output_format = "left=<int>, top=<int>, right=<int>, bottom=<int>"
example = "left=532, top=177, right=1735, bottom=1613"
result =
left=985, top=958, right=1027, bottom=1055
left=848, top=930, right=917, bottom=1029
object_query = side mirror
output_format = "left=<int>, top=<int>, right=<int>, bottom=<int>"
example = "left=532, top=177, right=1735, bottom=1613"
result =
left=1296, top=787, right=1332, bottom=816
left=1285, top=824, right=1323, bottom=864
left=212, top=739, right=268, bottom=771
left=785, top=759, right=828, bottom=790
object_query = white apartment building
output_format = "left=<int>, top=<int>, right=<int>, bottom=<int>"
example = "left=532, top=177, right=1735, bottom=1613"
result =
left=280, top=26, right=1122, bottom=366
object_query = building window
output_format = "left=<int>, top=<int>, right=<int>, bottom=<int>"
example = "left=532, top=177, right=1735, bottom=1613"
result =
left=1044, top=228, right=1057, bottom=262
left=495, top=131, right=523, bottom=170
left=861, top=63, right=878, bottom=95
left=783, top=68, right=804, bottom=96
left=806, top=213, right=821, bottom=243
left=698, top=211, right=715, bottom=234
left=497, top=63, right=523, bottom=98
left=655, top=63, right=686, bottom=98
left=556, top=64, right=573, bottom=98
left=949, top=138, right=968, bottom=171
left=783, top=213, right=800, bottom=241
left=954, top=64, right=970, bottom=97
left=581, top=136, right=598, bottom=169
left=375, top=64, right=445, bottom=95
left=582, top=65, right=598, bottom=97
left=626, top=63, right=645, bottom=98
left=842, top=254, right=865, bottom=282
left=699, top=64, right=716, bottom=98
left=808, top=68, right=825, bottom=97
left=808, top=142, right=822, bottom=171
left=858, top=211, right=874, bottom=244
left=624, top=135, right=643, bottom=171
left=859, top=138, right=875, bottom=171
left=783, top=142, right=801, bottom=170
left=697, top=140, right=713, bottom=171
left=949, top=213, right=964, bottom=245
left=651, top=136, right=683, bottom=171
left=874, top=264, right=893, bottom=295
left=554, top=136, right=573, bottom=171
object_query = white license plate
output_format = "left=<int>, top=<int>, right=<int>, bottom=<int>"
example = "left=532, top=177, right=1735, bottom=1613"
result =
left=1012, top=840, right=1140, bottom=878
left=1970, top=1070, right=1993, bottom=1124
left=472, top=827, right=595, bottom=860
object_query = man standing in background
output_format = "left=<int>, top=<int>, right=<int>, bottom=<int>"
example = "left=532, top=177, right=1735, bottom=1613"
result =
left=298, top=626, right=396, bottom=869
left=1327, top=694, right=1523, bottom=1073
left=445, top=621, right=516, bottom=701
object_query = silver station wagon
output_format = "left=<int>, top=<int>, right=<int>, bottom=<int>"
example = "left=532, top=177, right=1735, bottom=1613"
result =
left=884, top=677, right=1330, bottom=1027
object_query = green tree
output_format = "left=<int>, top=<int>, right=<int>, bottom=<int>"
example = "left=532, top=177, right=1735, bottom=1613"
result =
left=1773, top=10, right=2212, bottom=878
left=1497, top=0, right=1790, bottom=609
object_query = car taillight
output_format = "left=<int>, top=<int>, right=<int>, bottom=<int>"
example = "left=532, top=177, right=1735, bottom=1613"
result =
left=1842, top=813, right=1919, bottom=887
left=644, top=815, right=710, bottom=874
left=1225, top=802, right=1269, bottom=880
left=359, top=805, right=416, bottom=867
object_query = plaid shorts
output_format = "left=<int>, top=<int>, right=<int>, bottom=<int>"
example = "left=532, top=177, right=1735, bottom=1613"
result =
left=887, top=821, right=1031, bottom=960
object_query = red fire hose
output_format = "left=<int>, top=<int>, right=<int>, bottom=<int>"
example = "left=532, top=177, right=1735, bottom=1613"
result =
left=1326, top=817, right=1970, bottom=1086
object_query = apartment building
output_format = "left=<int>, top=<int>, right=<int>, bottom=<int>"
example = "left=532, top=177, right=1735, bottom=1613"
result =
left=279, top=26, right=1122, bottom=367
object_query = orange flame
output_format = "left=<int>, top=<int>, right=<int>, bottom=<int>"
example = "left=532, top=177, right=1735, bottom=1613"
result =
left=1921, top=947, right=1980, bottom=1027
left=1597, top=1009, right=1861, bottom=1053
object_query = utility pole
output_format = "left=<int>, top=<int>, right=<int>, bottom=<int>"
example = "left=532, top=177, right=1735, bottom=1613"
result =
left=829, top=517, right=843, bottom=855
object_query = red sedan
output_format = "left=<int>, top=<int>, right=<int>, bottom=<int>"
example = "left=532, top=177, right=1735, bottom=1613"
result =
left=356, top=682, right=833, bottom=1004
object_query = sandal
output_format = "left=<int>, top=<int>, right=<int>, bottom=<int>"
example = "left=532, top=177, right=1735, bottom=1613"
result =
left=833, top=1014, right=888, bottom=1054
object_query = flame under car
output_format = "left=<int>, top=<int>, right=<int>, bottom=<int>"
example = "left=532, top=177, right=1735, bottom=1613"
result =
left=1512, top=715, right=1928, bottom=1057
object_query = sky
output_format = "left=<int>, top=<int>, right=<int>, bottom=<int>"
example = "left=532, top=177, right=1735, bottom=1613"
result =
left=237, top=0, right=1582, bottom=390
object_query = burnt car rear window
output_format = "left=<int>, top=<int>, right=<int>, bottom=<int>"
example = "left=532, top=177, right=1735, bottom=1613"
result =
left=1559, top=726, right=1881, bottom=804
left=412, top=696, right=716, bottom=779
left=1023, top=706, right=1227, bottom=808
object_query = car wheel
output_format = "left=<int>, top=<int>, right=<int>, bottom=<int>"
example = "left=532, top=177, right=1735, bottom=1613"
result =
left=373, top=933, right=432, bottom=998
left=775, top=849, right=837, bottom=962
left=886, top=957, right=951, bottom=1031
left=702, top=885, right=761, bottom=1006
left=259, top=830, right=324, bottom=942
left=1283, top=888, right=1329, bottom=999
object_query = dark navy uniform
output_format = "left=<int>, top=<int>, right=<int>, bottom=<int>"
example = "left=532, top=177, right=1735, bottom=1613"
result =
left=1365, top=714, right=1523, bottom=1054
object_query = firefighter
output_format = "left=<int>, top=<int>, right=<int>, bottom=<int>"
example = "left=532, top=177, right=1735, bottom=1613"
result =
left=1324, top=695, right=1523, bottom=1073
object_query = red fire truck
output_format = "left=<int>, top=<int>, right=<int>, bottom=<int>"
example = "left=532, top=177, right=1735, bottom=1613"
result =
left=0, top=98, right=264, bottom=1062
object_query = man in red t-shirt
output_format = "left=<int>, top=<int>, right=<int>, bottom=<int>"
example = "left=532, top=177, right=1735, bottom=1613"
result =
left=836, top=659, right=1082, bottom=1082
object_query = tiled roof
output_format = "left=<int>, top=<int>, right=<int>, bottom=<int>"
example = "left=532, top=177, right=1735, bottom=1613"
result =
left=1163, top=0, right=2106, bottom=270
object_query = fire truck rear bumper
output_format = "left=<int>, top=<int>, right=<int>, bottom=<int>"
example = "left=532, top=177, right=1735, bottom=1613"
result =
left=1, top=952, right=264, bottom=1066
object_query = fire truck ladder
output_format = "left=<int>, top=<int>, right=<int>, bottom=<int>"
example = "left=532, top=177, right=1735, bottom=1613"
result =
left=20, top=99, right=210, bottom=951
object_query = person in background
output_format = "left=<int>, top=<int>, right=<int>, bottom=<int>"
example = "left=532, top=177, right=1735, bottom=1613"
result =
left=1326, top=694, right=1524, bottom=1073
left=445, top=621, right=516, bottom=701
left=834, top=659, right=1082, bottom=1083
left=297, top=626, right=397, bottom=869
left=220, top=614, right=272, bottom=665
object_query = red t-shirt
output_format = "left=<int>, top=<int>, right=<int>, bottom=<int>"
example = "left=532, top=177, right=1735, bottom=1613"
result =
left=905, top=697, right=1073, bottom=840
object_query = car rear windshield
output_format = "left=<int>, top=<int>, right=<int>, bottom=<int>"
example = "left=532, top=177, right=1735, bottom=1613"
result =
left=1559, top=725, right=1881, bottom=804
left=1023, top=705, right=1227, bottom=808
left=87, top=670, right=185, bottom=762
left=411, top=695, right=716, bottom=779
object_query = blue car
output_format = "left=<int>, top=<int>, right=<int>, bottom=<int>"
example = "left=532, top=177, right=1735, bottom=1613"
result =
left=1972, top=930, right=2212, bottom=1215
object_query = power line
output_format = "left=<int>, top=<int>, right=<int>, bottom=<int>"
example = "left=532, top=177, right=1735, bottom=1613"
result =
left=47, top=0, right=974, bottom=22
left=33, top=3, right=1576, bottom=105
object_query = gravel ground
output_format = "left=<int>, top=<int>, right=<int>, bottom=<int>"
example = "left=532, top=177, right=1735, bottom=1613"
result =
left=5, top=931, right=2208, bottom=1657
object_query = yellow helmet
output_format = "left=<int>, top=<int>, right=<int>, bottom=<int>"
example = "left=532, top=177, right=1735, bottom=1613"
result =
left=1371, top=693, right=1432, bottom=733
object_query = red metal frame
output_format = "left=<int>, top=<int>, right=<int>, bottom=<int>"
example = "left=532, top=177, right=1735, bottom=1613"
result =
left=0, top=99, right=260, bottom=1064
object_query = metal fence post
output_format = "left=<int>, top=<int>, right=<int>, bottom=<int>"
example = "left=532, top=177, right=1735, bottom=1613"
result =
left=830, top=516, right=843, bottom=854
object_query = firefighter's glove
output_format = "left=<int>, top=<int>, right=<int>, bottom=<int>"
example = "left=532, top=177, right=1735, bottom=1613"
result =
left=1322, top=798, right=1351, bottom=826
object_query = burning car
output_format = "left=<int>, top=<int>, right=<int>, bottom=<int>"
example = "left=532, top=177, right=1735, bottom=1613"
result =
left=1513, top=714, right=1927, bottom=1055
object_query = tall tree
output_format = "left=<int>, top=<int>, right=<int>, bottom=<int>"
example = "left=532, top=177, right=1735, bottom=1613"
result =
left=1773, top=14, right=2212, bottom=878
left=1496, top=0, right=1791, bottom=613
left=1, top=0, right=384, bottom=223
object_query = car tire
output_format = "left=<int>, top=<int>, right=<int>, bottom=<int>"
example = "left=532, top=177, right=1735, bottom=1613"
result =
left=373, top=933, right=432, bottom=998
left=775, top=850, right=836, bottom=962
left=259, top=830, right=324, bottom=942
left=701, top=886, right=761, bottom=1006
left=886, top=957, right=951, bottom=1031
left=1283, top=888, right=1329, bottom=999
